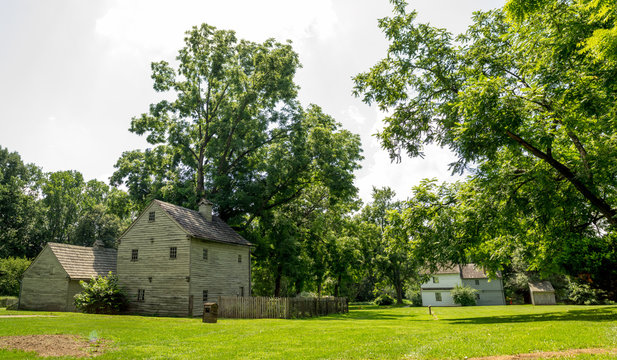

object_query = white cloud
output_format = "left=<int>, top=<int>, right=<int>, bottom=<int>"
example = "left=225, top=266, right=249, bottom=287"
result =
left=95, top=0, right=338, bottom=59
left=343, top=105, right=365, bottom=125
left=356, top=144, right=463, bottom=202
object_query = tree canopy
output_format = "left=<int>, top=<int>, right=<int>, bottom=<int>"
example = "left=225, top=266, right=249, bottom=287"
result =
left=354, top=0, right=617, bottom=296
left=354, top=0, right=617, bottom=228
left=112, top=24, right=362, bottom=227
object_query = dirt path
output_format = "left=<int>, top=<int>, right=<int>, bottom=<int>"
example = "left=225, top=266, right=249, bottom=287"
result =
left=469, top=347, right=617, bottom=359
left=0, top=334, right=108, bottom=357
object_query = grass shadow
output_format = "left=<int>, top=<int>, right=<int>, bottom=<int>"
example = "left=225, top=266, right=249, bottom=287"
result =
left=295, top=306, right=422, bottom=321
left=447, top=306, right=617, bottom=325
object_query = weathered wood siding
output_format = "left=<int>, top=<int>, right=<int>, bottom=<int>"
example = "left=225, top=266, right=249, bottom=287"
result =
left=189, top=239, right=250, bottom=316
left=117, top=202, right=190, bottom=316
left=66, top=280, right=83, bottom=311
left=531, top=291, right=556, bottom=305
left=19, top=246, right=70, bottom=311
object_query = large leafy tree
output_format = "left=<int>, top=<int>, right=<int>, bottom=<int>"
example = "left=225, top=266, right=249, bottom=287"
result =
left=112, top=24, right=307, bottom=221
left=354, top=0, right=617, bottom=229
left=248, top=106, right=362, bottom=297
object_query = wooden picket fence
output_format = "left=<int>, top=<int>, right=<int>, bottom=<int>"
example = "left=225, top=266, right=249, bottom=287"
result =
left=217, top=296, right=348, bottom=319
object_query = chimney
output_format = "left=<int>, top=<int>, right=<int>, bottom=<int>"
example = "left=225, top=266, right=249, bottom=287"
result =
left=199, top=198, right=213, bottom=222
left=93, top=239, right=105, bottom=249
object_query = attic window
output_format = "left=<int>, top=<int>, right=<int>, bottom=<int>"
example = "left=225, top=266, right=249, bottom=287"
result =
left=170, top=247, right=177, bottom=259
left=475, top=279, right=480, bottom=286
left=432, top=276, right=439, bottom=284
left=203, top=249, right=208, bottom=261
left=238, top=254, right=242, bottom=263
left=131, top=249, right=139, bottom=261
left=148, top=211, right=155, bottom=222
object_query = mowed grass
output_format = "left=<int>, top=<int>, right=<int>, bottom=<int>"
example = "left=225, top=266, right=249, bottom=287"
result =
left=0, top=305, right=616, bottom=359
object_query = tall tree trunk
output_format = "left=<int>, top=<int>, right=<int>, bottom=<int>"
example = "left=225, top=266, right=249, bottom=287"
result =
left=394, top=268, right=403, bottom=305
left=334, top=273, right=342, bottom=297
left=196, top=160, right=205, bottom=199
left=274, top=264, right=283, bottom=297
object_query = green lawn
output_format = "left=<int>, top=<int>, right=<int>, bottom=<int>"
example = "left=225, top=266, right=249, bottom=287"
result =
left=0, top=305, right=616, bottom=359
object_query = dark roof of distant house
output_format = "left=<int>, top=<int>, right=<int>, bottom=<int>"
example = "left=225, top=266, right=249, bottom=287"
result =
left=431, top=264, right=460, bottom=275
left=529, top=281, right=554, bottom=293
left=427, top=264, right=499, bottom=279
left=155, top=200, right=252, bottom=247
left=48, top=242, right=117, bottom=280
left=460, top=264, right=491, bottom=279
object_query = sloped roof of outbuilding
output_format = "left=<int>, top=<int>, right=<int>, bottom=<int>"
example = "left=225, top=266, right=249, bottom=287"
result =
left=48, top=242, right=117, bottom=280
left=529, top=281, right=555, bottom=293
left=155, top=200, right=252, bottom=247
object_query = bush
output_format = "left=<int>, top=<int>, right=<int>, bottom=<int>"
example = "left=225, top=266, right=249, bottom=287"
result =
left=405, top=289, right=422, bottom=307
left=374, top=294, right=395, bottom=306
left=451, top=285, right=478, bottom=306
left=566, top=280, right=606, bottom=305
left=74, top=272, right=128, bottom=314
left=0, top=257, right=31, bottom=296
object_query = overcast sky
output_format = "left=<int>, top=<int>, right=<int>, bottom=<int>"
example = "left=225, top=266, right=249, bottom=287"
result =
left=0, top=0, right=505, bottom=202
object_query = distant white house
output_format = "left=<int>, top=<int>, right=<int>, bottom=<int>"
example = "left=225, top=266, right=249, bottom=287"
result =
left=421, top=264, right=506, bottom=306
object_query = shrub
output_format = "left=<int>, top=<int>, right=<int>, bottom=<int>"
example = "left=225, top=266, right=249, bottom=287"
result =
left=0, top=257, right=31, bottom=296
left=374, top=294, right=395, bottom=306
left=566, top=280, right=606, bottom=305
left=405, top=289, right=422, bottom=307
left=451, top=285, right=478, bottom=306
left=74, top=272, right=128, bottom=314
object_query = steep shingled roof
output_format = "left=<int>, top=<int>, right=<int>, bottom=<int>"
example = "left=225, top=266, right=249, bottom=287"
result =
left=529, top=281, right=555, bottom=293
left=48, top=242, right=117, bottom=280
left=155, top=200, right=252, bottom=247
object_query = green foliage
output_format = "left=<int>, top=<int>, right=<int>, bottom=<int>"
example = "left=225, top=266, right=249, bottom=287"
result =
left=374, top=294, right=395, bottom=306
left=0, top=257, right=31, bottom=296
left=0, top=296, right=18, bottom=308
left=405, top=287, right=422, bottom=307
left=451, top=285, right=478, bottom=306
left=0, top=146, right=44, bottom=258
left=565, top=279, right=607, bottom=305
left=74, top=272, right=128, bottom=314
left=354, top=0, right=617, bottom=298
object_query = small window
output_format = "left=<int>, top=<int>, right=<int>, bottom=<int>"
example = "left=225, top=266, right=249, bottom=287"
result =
left=203, top=290, right=208, bottom=302
left=432, top=276, right=439, bottom=284
left=435, top=292, right=442, bottom=302
left=148, top=211, right=155, bottom=222
left=137, top=289, right=145, bottom=302
left=170, top=247, right=177, bottom=259
left=131, top=249, right=138, bottom=261
left=240, top=286, right=244, bottom=297
left=476, top=293, right=480, bottom=300
left=203, top=249, right=208, bottom=260
left=238, top=254, right=242, bottom=263
left=475, top=279, right=480, bottom=286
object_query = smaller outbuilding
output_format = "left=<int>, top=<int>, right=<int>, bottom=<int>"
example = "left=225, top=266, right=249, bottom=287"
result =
left=19, top=242, right=117, bottom=311
left=529, top=281, right=556, bottom=305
